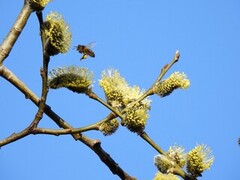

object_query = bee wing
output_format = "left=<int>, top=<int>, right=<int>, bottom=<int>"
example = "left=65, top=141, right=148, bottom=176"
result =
left=86, top=41, right=97, bottom=49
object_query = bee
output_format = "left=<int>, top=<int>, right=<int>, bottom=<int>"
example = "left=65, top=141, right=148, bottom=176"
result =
left=75, top=42, right=96, bottom=60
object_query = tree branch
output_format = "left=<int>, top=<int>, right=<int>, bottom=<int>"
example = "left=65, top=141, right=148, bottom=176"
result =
left=0, top=65, right=135, bottom=180
left=92, top=141, right=136, bottom=180
left=0, top=2, right=32, bottom=64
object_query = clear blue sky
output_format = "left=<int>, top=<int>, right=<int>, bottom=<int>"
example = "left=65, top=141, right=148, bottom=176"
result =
left=1, top=0, right=240, bottom=179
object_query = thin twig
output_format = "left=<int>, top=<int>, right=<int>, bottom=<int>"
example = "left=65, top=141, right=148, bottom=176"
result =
left=122, top=51, right=180, bottom=114
left=154, top=50, right=180, bottom=85
left=139, top=131, right=167, bottom=156
left=138, top=50, right=181, bottom=101
left=87, top=91, right=123, bottom=119
left=0, top=128, right=31, bottom=146
left=32, top=112, right=117, bottom=136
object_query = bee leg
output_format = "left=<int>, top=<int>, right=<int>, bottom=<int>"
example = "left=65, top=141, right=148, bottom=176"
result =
left=80, top=55, right=84, bottom=60
left=80, top=54, right=88, bottom=60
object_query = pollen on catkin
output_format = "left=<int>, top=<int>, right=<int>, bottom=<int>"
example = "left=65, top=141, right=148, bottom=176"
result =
left=153, top=72, right=190, bottom=97
left=121, top=86, right=151, bottom=133
left=99, top=68, right=151, bottom=132
left=121, top=101, right=150, bottom=133
left=29, top=0, right=52, bottom=11
left=167, top=145, right=187, bottom=168
left=99, top=69, right=130, bottom=108
left=153, top=172, right=180, bottom=180
left=99, top=119, right=119, bottom=136
left=48, top=66, right=93, bottom=94
left=186, top=144, right=214, bottom=178
left=42, top=12, right=72, bottom=56
left=154, top=154, right=174, bottom=174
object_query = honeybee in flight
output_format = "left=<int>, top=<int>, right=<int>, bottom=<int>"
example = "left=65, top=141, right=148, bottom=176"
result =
left=75, top=42, right=96, bottom=60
